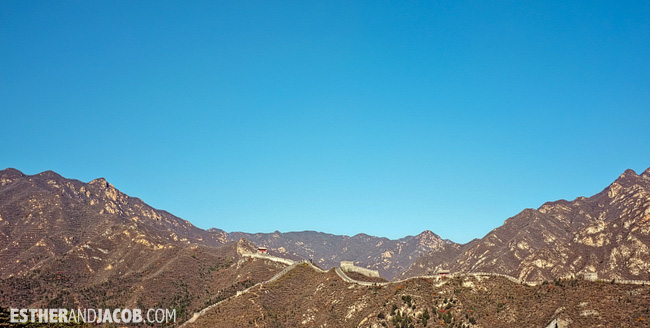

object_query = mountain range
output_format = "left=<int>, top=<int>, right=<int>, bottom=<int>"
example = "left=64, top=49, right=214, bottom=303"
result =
left=227, top=229, right=451, bottom=279
left=1, top=167, right=650, bottom=326
left=401, top=168, right=650, bottom=282
left=222, top=167, right=650, bottom=282
left=0, top=168, right=279, bottom=323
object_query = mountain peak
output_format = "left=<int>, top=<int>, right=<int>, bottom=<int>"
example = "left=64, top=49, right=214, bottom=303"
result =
left=0, top=168, right=25, bottom=178
left=611, top=168, right=644, bottom=188
left=642, top=167, right=650, bottom=179
left=413, top=230, right=446, bottom=250
left=89, top=177, right=112, bottom=189
left=621, top=168, right=638, bottom=177
left=416, top=230, right=438, bottom=239
left=36, top=170, right=63, bottom=179
left=235, top=238, right=258, bottom=255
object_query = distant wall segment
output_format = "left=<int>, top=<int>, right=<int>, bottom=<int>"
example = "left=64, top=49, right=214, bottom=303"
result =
left=242, top=253, right=295, bottom=266
left=340, top=261, right=380, bottom=278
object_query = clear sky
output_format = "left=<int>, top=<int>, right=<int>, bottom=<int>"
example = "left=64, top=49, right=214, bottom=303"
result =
left=1, top=1, right=649, bottom=243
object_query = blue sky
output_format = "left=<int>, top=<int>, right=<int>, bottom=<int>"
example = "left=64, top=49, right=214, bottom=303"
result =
left=1, top=1, right=649, bottom=243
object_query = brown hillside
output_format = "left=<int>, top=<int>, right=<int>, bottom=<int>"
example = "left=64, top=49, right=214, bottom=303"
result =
left=0, top=169, right=286, bottom=323
left=403, top=167, right=650, bottom=282
left=184, top=263, right=650, bottom=327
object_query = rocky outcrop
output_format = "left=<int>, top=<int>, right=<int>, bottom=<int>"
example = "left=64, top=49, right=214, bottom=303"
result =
left=402, top=167, right=650, bottom=281
left=0, top=168, right=282, bottom=322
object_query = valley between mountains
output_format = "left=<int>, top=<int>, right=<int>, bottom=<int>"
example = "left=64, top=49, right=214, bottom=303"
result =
left=1, top=167, right=650, bottom=327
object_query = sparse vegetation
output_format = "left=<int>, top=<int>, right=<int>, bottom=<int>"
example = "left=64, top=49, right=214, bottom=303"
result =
left=186, top=267, right=650, bottom=328
left=419, top=308, right=430, bottom=326
left=4, top=168, right=650, bottom=328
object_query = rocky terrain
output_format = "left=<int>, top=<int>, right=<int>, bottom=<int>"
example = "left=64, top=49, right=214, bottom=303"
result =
left=184, top=261, right=650, bottom=328
left=0, top=169, right=285, bottom=323
left=402, top=168, right=650, bottom=282
left=228, top=229, right=453, bottom=279
left=0, top=168, right=229, bottom=279
left=3, top=167, right=650, bottom=327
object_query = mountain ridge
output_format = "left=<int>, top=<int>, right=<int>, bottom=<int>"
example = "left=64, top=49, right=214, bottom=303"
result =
left=0, top=167, right=287, bottom=323
left=3, top=166, right=649, bottom=283
left=0, top=167, right=457, bottom=280
left=401, top=167, right=650, bottom=282
left=3, top=166, right=650, bottom=326
left=227, top=229, right=453, bottom=279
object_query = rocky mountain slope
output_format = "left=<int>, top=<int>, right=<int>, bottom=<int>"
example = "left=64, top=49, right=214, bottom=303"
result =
left=0, top=168, right=284, bottom=323
left=0, top=168, right=455, bottom=282
left=402, top=168, right=650, bottom=282
left=0, top=168, right=228, bottom=279
left=228, top=230, right=453, bottom=279
left=4, top=166, right=650, bottom=326
left=184, top=261, right=650, bottom=328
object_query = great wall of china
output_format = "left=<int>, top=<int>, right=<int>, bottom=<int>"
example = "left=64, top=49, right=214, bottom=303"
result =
left=181, top=254, right=326, bottom=326
left=181, top=252, right=650, bottom=326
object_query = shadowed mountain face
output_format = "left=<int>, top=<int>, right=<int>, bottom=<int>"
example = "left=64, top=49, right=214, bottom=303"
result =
left=228, top=230, right=454, bottom=279
left=0, top=169, right=283, bottom=322
left=402, top=168, right=650, bottom=282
